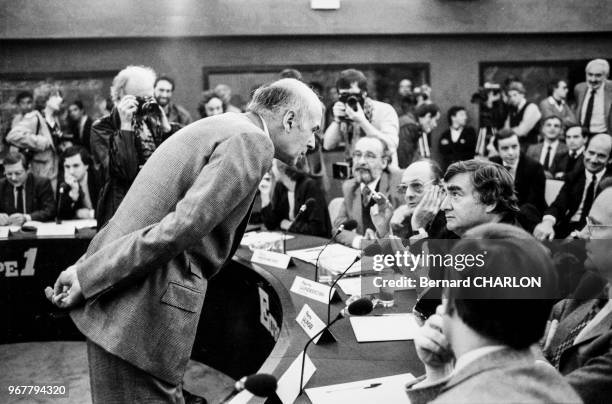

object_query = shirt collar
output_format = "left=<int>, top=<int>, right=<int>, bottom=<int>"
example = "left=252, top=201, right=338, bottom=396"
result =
left=543, top=139, right=559, bottom=147
left=360, top=176, right=381, bottom=192
left=586, top=167, right=606, bottom=182
left=572, top=146, right=585, bottom=156
left=256, top=113, right=270, bottom=138
left=454, top=345, right=507, bottom=375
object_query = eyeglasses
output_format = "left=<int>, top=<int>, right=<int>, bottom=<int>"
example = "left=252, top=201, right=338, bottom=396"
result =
left=585, top=217, right=612, bottom=238
left=352, top=151, right=381, bottom=162
left=397, top=179, right=435, bottom=194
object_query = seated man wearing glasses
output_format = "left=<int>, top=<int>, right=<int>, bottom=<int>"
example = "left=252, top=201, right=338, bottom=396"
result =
left=333, top=136, right=403, bottom=248
left=370, top=158, right=449, bottom=241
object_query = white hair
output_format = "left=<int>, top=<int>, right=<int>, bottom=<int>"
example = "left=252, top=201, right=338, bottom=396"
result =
left=247, top=78, right=318, bottom=125
left=585, top=59, right=610, bottom=77
left=110, top=65, right=157, bottom=103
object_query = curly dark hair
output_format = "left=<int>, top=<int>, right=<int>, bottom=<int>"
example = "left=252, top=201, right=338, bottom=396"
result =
left=197, top=90, right=226, bottom=118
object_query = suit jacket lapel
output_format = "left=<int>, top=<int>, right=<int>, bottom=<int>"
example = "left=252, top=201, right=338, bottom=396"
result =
left=379, top=170, right=391, bottom=196
left=573, top=308, right=612, bottom=346
left=549, top=299, right=595, bottom=351
left=349, top=182, right=363, bottom=233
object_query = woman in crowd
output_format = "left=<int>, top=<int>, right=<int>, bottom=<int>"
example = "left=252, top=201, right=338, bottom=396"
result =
left=197, top=90, right=226, bottom=118
left=7, top=83, right=67, bottom=191
left=259, top=158, right=331, bottom=238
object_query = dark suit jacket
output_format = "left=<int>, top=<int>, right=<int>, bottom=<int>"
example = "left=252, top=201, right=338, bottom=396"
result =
left=69, top=116, right=93, bottom=152
left=575, top=80, right=612, bottom=132
left=491, top=154, right=546, bottom=219
left=544, top=277, right=612, bottom=404
left=57, top=166, right=102, bottom=219
left=554, top=150, right=584, bottom=180
left=70, top=112, right=274, bottom=385
left=334, top=168, right=403, bottom=246
left=545, top=167, right=612, bottom=235
left=406, top=348, right=582, bottom=404
left=438, top=126, right=477, bottom=171
left=526, top=141, right=569, bottom=175
left=0, top=173, right=55, bottom=221
left=261, top=175, right=331, bottom=237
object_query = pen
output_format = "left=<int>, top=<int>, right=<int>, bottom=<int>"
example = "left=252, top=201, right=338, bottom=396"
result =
left=325, top=382, right=382, bottom=393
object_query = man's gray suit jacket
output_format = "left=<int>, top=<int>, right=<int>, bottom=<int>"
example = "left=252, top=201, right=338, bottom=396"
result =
left=70, top=112, right=274, bottom=384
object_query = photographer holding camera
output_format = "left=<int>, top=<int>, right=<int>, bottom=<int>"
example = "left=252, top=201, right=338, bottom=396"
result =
left=323, top=69, right=399, bottom=166
left=91, top=65, right=174, bottom=228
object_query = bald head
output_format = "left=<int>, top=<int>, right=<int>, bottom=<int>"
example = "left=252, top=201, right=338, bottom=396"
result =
left=401, top=159, right=442, bottom=211
left=249, top=78, right=322, bottom=166
left=584, top=134, right=612, bottom=173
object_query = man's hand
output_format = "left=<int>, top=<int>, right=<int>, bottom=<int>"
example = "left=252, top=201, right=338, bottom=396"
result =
left=364, top=228, right=377, bottom=240
left=331, top=101, right=347, bottom=122
left=9, top=213, right=27, bottom=226
left=344, top=102, right=367, bottom=126
left=414, top=306, right=454, bottom=382
left=0, top=213, right=9, bottom=226
left=411, top=185, right=443, bottom=231
left=534, top=219, right=555, bottom=241
left=280, top=219, right=292, bottom=231
left=44, top=264, right=84, bottom=309
left=76, top=208, right=94, bottom=219
left=117, top=95, right=138, bottom=131
left=370, top=192, right=394, bottom=237
left=64, top=173, right=80, bottom=201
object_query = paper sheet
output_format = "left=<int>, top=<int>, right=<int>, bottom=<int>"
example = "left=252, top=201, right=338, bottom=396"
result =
left=276, top=352, right=316, bottom=404
left=240, top=231, right=294, bottom=249
left=61, top=219, right=97, bottom=229
left=35, top=223, right=76, bottom=236
left=336, top=276, right=379, bottom=296
left=350, top=314, right=420, bottom=342
left=0, top=227, right=9, bottom=238
left=305, top=373, right=415, bottom=404
left=288, top=243, right=361, bottom=274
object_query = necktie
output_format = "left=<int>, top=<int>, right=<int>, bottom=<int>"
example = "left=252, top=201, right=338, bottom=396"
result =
left=570, top=151, right=576, bottom=160
left=548, top=298, right=606, bottom=368
left=544, top=146, right=553, bottom=171
left=580, top=173, right=598, bottom=223
left=15, top=186, right=24, bottom=214
left=582, top=88, right=595, bottom=132
left=361, top=186, right=373, bottom=207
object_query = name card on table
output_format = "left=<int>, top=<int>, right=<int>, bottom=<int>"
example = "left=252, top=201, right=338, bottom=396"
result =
left=251, top=249, right=292, bottom=269
left=290, top=276, right=339, bottom=304
left=296, top=304, right=336, bottom=344
left=276, top=352, right=316, bottom=404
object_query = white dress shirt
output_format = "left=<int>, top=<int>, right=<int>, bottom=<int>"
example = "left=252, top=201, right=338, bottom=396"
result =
left=539, top=140, right=560, bottom=168
left=571, top=168, right=607, bottom=222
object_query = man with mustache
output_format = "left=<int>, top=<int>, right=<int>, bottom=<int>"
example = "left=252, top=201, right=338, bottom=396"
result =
left=333, top=136, right=403, bottom=248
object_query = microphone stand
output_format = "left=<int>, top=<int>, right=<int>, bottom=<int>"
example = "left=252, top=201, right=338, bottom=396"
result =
left=327, top=256, right=360, bottom=325
left=55, top=186, right=64, bottom=224
left=314, top=225, right=344, bottom=283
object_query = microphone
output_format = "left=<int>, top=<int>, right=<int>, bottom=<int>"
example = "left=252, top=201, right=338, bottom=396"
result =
left=326, top=255, right=360, bottom=325
left=283, top=197, right=316, bottom=253
left=219, top=373, right=277, bottom=403
left=314, top=224, right=344, bottom=282
left=343, top=219, right=358, bottom=231
left=298, top=297, right=374, bottom=395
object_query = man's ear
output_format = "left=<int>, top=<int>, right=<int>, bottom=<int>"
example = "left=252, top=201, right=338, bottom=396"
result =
left=283, top=110, right=296, bottom=132
left=484, top=201, right=498, bottom=213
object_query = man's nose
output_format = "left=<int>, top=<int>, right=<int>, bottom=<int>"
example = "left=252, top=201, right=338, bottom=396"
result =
left=440, top=194, right=451, bottom=211
left=306, top=135, right=316, bottom=151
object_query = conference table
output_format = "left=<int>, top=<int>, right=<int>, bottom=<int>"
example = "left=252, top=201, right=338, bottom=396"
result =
left=0, top=229, right=423, bottom=403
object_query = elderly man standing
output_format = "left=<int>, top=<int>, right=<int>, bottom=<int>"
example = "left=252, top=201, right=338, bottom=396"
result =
left=575, top=58, right=612, bottom=136
left=45, top=79, right=322, bottom=403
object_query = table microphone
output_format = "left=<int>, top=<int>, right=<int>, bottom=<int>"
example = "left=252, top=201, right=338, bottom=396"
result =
left=326, top=255, right=360, bottom=325
left=314, top=224, right=344, bottom=282
left=298, top=297, right=374, bottom=395
left=283, top=197, right=315, bottom=253
left=219, top=373, right=278, bottom=403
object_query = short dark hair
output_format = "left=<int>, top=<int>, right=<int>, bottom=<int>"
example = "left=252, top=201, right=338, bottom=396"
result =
left=70, top=100, right=85, bottom=110
left=3, top=151, right=28, bottom=169
left=565, top=124, right=586, bottom=138
left=445, top=224, right=558, bottom=349
left=336, top=69, right=368, bottom=93
left=16, top=91, right=33, bottom=103
left=444, top=159, right=519, bottom=216
left=415, top=103, right=440, bottom=119
left=155, top=75, right=175, bottom=90
left=493, top=128, right=518, bottom=149
left=62, top=146, right=91, bottom=166
left=547, top=78, right=566, bottom=96
left=197, top=90, right=226, bottom=118
left=447, top=106, right=466, bottom=126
